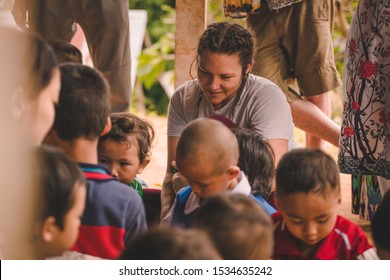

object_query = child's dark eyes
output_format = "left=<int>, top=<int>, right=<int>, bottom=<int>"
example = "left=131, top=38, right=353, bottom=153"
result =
left=120, top=161, right=130, bottom=167
left=316, top=217, right=329, bottom=224
left=290, top=220, right=303, bottom=225
left=99, top=158, right=108, bottom=165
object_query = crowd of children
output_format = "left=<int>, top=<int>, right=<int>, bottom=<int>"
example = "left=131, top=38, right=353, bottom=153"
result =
left=1, top=23, right=389, bottom=261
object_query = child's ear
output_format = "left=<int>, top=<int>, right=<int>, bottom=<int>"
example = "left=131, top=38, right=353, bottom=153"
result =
left=337, top=195, right=342, bottom=205
left=41, top=216, right=57, bottom=243
left=137, top=159, right=150, bottom=174
left=100, top=116, right=112, bottom=136
left=227, top=165, right=240, bottom=179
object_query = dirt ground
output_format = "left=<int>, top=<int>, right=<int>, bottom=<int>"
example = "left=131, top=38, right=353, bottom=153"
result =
left=139, top=114, right=372, bottom=242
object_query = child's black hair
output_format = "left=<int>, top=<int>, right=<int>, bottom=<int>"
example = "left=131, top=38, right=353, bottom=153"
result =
left=35, top=146, right=86, bottom=229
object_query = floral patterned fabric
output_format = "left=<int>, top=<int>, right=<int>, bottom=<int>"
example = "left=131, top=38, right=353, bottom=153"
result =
left=223, top=0, right=302, bottom=18
left=338, top=0, right=390, bottom=179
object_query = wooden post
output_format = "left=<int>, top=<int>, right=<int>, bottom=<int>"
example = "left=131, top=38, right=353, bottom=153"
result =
left=174, top=0, right=207, bottom=89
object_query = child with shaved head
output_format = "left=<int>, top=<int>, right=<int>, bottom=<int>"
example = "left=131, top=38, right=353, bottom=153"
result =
left=161, top=118, right=275, bottom=228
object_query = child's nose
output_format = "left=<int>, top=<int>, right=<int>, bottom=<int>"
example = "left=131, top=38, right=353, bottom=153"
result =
left=110, top=167, right=119, bottom=178
left=304, top=222, right=317, bottom=236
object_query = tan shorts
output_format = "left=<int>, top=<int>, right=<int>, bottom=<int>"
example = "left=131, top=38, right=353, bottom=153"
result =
left=247, top=0, right=341, bottom=103
left=28, top=0, right=131, bottom=112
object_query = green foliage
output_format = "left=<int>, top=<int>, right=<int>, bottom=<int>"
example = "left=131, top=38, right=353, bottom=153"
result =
left=130, top=2, right=175, bottom=115
left=144, top=83, right=170, bottom=115
left=137, top=9, right=174, bottom=90
left=129, top=0, right=175, bottom=42
left=137, top=5, right=175, bottom=115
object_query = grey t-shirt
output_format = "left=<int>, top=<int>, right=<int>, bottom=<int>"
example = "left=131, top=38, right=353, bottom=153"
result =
left=168, top=74, right=296, bottom=149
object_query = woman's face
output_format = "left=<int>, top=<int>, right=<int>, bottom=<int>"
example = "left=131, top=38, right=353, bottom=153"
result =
left=26, top=68, right=61, bottom=145
left=197, top=50, right=249, bottom=110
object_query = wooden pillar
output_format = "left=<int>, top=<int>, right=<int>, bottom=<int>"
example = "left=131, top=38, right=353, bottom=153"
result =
left=174, top=0, right=207, bottom=89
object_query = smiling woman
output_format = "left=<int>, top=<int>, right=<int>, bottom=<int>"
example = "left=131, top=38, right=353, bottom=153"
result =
left=161, top=22, right=295, bottom=218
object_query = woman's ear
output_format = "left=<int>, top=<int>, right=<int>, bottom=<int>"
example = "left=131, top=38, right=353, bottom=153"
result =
left=245, top=61, right=254, bottom=76
left=100, top=116, right=112, bottom=136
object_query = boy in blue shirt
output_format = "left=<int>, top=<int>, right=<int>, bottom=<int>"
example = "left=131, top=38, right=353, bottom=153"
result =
left=45, top=63, right=146, bottom=259
left=161, top=118, right=275, bottom=228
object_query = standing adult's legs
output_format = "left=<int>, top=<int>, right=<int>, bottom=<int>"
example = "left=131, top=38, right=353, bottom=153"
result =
left=76, top=0, right=131, bottom=113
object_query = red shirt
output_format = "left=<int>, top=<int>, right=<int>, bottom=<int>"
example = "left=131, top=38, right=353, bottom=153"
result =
left=272, top=212, right=377, bottom=259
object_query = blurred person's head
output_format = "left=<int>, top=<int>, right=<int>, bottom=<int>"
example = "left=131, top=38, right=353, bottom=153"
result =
left=372, top=191, right=390, bottom=259
left=0, top=26, right=59, bottom=259
left=119, top=227, right=221, bottom=260
left=194, top=193, right=273, bottom=259
left=48, top=40, right=83, bottom=64
left=0, top=26, right=60, bottom=145
left=32, top=146, right=86, bottom=259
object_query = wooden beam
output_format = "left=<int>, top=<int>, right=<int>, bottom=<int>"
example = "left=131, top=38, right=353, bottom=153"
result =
left=174, top=0, right=207, bottom=89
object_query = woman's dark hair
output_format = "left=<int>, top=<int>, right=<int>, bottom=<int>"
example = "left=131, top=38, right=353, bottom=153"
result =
left=197, top=22, right=254, bottom=72
left=35, top=146, right=86, bottom=229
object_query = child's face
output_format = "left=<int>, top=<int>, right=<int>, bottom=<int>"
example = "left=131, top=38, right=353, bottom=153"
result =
left=277, top=189, right=341, bottom=247
left=178, top=162, right=237, bottom=199
left=49, top=183, right=86, bottom=256
left=98, top=137, right=148, bottom=185
left=25, top=68, right=61, bottom=145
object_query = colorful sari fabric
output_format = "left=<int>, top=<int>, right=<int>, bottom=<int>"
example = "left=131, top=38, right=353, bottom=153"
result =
left=351, top=175, right=382, bottom=221
left=223, top=0, right=302, bottom=18
left=338, top=0, right=390, bottom=179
